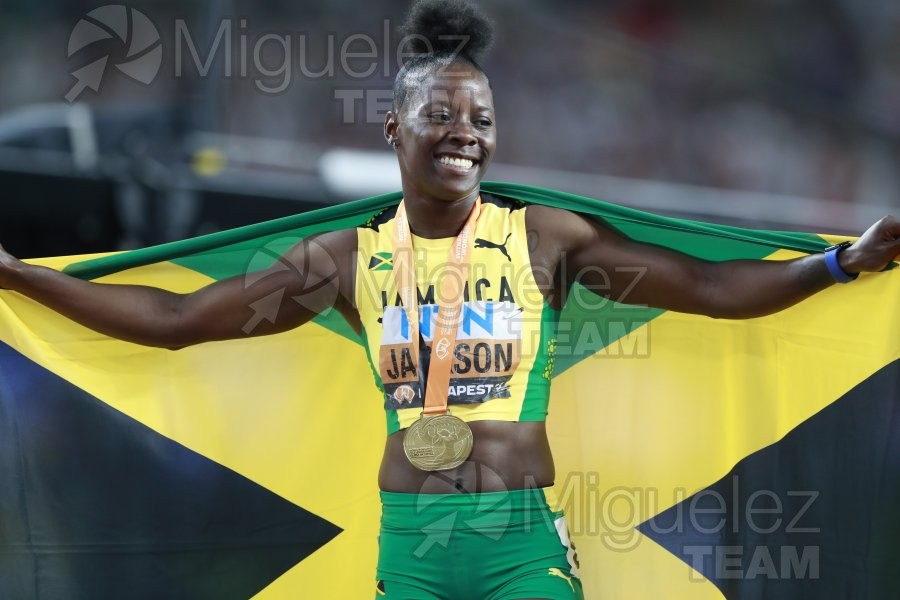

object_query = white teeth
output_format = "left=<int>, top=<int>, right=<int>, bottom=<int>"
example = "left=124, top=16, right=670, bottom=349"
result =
left=438, top=156, right=474, bottom=169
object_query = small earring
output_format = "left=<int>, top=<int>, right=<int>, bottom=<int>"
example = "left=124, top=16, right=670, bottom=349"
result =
left=387, top=138, right=397, bottom=149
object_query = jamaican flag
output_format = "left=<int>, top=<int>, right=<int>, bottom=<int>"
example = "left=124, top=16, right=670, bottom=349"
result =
left=1, top=183, right=897, bottom=599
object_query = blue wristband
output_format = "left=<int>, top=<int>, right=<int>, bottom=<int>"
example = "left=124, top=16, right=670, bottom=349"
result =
left=824, top=242, right=857, bottom=283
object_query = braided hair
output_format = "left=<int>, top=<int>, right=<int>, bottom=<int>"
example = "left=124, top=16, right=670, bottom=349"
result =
left=393, top=0, right=495, bottom=111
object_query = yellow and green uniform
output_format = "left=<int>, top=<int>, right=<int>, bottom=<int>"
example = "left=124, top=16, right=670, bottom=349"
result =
left=358, top=194, right=581, bottom=599
left=356, top=194, right=560, bottom=434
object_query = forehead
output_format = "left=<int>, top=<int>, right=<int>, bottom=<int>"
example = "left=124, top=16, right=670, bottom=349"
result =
left=405, top=66, right=494, bottom=111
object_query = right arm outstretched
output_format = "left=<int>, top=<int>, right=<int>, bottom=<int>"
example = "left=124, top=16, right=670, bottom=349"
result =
left=0, top=229, right=356, bottom=350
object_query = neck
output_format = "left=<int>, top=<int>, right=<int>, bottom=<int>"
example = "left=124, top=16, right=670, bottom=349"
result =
left=402, top=189, right=480, bottom=239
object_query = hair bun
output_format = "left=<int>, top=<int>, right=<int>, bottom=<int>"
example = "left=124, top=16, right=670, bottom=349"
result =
left=400, top=0, right=494, bottom=63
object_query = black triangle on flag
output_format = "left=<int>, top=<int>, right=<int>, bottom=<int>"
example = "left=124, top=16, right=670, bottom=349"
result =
left=0, top=342, right=341, bottom=600
left=638, top=359, right=900, bottom=599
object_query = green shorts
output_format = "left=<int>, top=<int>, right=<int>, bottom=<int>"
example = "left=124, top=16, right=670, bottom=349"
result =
left=375, top=487, right=583, bottom=599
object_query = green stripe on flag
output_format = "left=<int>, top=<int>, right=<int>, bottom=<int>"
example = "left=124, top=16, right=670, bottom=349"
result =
left=63, top=183, right=837, bottom=281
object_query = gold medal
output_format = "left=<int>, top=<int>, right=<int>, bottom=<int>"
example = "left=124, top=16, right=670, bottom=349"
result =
left=392, top=197, right=482, bottom=471
left=403, top=413, right=473, bottom=471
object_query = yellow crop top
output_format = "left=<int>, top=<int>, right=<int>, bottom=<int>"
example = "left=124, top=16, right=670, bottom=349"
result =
left=355, top=194, right=559, bottom=434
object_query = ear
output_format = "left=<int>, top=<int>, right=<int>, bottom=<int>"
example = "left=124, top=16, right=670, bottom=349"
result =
left=384, top=110, right=399, bottom=148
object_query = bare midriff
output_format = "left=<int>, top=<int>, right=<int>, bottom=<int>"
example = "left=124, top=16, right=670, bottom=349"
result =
left=378, top=420, right=555, bottom=493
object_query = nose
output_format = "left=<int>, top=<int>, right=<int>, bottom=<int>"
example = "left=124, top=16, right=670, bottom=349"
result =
left=446, top=118, right=478, bottom=146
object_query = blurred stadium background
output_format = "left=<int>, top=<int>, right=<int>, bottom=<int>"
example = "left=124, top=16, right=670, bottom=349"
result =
left=1, top=0, right=898, bottom=258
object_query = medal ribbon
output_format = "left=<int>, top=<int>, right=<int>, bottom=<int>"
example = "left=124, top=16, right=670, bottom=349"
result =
left=392, top=196, right=482, bottom=415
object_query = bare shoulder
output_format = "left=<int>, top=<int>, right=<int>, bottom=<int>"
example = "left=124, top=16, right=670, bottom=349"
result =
left=309, top=227, right=358, bottom=254
left=524, top=203, right=615, bottom=257
left=283, top=227, right=357, bottom=261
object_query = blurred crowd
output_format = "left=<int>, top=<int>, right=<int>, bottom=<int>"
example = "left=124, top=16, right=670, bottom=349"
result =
left=1, top=0, right=898, bottom=207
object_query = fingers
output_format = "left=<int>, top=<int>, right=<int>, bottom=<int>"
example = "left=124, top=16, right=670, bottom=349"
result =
left=847, top=216, right=900, bottom=272
left=879, top=215, right=900, bottom=240
left=875, top=216, right=900, bottom=264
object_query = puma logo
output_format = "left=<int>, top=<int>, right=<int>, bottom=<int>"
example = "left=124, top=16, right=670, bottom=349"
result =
left=474, top=233, right=512, bottom=262
left=547, top=568, right=576, bottom=592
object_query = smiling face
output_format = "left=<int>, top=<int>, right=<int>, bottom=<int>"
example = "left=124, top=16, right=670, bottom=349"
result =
left=385, top=62, right=496, bottom=203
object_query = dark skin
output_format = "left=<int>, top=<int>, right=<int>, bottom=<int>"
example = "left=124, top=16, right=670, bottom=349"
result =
left=1, top=63, right=898, bottom=496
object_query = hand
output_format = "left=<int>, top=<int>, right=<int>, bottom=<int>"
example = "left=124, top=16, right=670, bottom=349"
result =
left=839, top=215, right=900, bottom=274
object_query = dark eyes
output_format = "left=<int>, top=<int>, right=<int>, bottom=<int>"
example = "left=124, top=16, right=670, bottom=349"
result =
left=428, top=113, right=493, bottom=128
